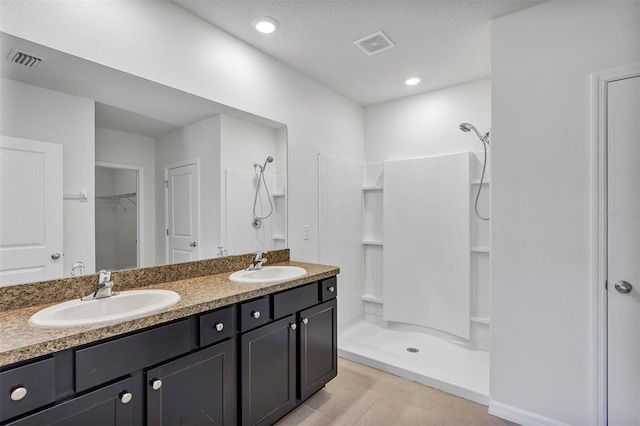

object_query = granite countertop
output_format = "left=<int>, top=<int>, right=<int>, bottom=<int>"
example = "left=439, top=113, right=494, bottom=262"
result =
left=0, top=260, right=339, bottom=368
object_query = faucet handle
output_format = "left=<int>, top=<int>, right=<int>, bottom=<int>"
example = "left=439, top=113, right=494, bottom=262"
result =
left=254, top=251, right=268, bottom=260
left=98, top=270, right=111, bottom=284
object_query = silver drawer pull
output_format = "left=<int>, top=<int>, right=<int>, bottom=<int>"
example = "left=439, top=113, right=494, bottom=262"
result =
left=120, top=392, right=133, bottom=404
left=302, top=318, right=309, bottom=325
left=328, top=286, right=335, bottom=293
left=290, top=323, right=297, bottom=330
left=215, top=322, right=224, bottom=332
left=252, top=311, right=261, bottom=319
left=10, top=387, right=27, bottom=401
left=151, top=379, right=162, bottom=391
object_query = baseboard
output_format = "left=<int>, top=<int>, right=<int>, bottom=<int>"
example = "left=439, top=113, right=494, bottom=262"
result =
left=489, top=400, right=572, bottom=426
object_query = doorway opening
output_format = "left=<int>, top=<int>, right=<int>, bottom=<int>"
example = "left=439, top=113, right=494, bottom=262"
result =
left=95, top=162, right=144, bottom=271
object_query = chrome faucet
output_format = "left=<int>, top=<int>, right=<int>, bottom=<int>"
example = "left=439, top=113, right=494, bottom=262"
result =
left=246, top=251, right=268, bottom=271
left=82, top=270, right=119, bottom=301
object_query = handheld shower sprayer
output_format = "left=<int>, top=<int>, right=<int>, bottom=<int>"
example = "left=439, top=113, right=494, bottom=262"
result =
left=253, top=156, right=274, bottom=173
left=252, top=156, right=275, bottom=229
left=459, top=122, right=490, bottom=221
left=459, top=123, right=489, bottom=145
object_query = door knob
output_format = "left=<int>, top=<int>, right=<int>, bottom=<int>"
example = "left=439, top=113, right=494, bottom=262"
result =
left=189, top=242, right=197, bottom=247
left=51, top=253, right=61, bottom=260
left=614, top=280, right=633, bottom=294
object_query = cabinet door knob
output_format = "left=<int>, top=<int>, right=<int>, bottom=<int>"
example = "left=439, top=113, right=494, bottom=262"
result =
left=120, top=392, right=133, bottom=404
left=215, top=322, right=224, bottom=332
left=290, top=323, right=297, bottom=330
left=328, top=286, right=335, bottom=293
left=10, top=387, right=27, bottom=401
left=252, top=311, right=261, bottom=319
left=151, top=379, right=162, bottom=391
left=302, top=318, right=309, bottom=325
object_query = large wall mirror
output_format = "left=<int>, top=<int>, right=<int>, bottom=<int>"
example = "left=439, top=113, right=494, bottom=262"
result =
left=0, top=32, right=288, bottom=287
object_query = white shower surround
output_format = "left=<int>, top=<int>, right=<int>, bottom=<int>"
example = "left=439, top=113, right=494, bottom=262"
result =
left=383, top=152, right=471, bottom=339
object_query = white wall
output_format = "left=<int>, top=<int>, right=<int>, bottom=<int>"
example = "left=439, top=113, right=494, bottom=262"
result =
left=364, top=78, right=490, bottom=162
left=95, top=127, right=156, bottom=267
left=0, top=0, right=365, bottom=265
left=0, top=78, right=95, bottom=277
left=491, top=1, right=640, bottom=424
left=155, top=115, right=221, bottom=263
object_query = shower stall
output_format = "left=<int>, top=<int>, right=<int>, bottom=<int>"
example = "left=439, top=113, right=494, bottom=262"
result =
left=319, top=125, right=491, bottom=404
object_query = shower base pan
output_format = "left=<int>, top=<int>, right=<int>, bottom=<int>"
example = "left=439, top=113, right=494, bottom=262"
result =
left=338, top=319, right=489, bottom=405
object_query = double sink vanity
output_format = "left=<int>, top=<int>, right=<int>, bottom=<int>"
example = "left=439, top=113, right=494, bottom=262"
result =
left=0, top=249, right=339, bottom=425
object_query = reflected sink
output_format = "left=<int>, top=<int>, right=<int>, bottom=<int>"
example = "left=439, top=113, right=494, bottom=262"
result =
left=229, top=266, right=307, bottom=284
left=29, top=289, right=180, bottom=328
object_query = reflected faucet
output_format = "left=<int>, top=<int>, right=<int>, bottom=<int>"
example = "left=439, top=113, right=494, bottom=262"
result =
left=82, top=270, right=119, bottom=300
left=246, top=251, right=268, bottom=271
left=70, top=261, right=85, bottom=276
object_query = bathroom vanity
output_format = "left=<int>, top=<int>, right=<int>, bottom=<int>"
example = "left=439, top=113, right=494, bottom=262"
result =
left=0, top=251, right=338, bottom=426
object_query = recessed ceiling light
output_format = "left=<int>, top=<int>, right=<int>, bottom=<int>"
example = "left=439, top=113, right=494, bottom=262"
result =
left=404, top=76, right=421, bottom=86
left=252, top=16, right=279, bottom=34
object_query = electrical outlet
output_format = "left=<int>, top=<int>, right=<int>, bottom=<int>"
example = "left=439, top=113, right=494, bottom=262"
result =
left=303, top=225, right=310, bottom=240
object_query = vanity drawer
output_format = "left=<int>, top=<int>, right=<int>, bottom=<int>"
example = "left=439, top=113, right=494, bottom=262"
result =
left=273, top=282, right=319, bottom=319
left=0, top=357, right=56, bottom=422
left=239, top=297, right=271, bottom=332
left=200, top=306, right=235, bottom=347
left=319, top=276, right=337, bottom=301
left=75, top=319, right=190, bottom=392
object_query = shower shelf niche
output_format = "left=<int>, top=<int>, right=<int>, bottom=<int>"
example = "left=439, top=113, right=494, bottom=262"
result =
left=362, top=163, right=385, bottom=313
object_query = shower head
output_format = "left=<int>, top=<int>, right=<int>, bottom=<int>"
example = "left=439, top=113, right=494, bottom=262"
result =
left=255, top=156, right=274, bottom=173
left=263, top=156, right=274, bottom=170
left=459, top=123, right=489, bottom=145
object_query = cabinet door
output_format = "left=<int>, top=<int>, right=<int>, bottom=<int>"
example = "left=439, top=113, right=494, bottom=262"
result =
left=241, top=315, right=296, bottom=426
left=146, top=340, right=236, bottom=425
left=299, top=299, right=337, bottom=401
left=6, top=377, right=134, bottom=426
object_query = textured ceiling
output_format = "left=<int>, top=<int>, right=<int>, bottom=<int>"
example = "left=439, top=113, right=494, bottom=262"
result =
left=173, top=0, right=546, bottom=106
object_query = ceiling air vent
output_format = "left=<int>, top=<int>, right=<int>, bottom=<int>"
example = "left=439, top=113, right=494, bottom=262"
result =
left=6, top=49, right=46, bottom=70
left=353, top=31, right=395, bottom=56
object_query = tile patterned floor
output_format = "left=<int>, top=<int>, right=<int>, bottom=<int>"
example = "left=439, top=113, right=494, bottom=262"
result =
left=276, top=358, right=518, bottom=426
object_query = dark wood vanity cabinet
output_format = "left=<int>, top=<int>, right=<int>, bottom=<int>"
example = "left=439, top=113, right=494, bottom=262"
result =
left=299, top=298, right=337, bottom=402
left=240, top=277, right=338, bottom=426
left=146, top=340, right=236, bottom=425
left=0, top=276, right=337, bottom=426
left=240, top=315, right=297, bottom=426
left=5, top=377, right=135, bottom=426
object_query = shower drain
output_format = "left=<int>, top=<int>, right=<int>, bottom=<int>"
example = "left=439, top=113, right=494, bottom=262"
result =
left=406, top=347, right=420, bottom=353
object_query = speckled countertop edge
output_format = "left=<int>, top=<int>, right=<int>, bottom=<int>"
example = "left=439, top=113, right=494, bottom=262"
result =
left=0, top=260, right=339, bottom=368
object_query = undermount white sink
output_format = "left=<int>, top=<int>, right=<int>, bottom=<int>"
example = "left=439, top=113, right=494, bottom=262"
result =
left=29, top=289, right=181, bottom=328
left=229, top=266, right=307, bottom=284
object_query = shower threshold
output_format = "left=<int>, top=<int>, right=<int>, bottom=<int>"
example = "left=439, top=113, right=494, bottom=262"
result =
left=338, top=319, right=489, bottom=405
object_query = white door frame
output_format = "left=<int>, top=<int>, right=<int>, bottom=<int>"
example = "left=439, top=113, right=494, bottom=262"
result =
left=95, top=161, right=144, bottom=267
left=591, top=63, right=640, bottom=426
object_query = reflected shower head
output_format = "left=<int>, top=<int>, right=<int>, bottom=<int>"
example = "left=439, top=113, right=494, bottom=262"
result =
left=459, top=123, right=489, bottom=144
left=263, top=156, right=274, bottom=170
left=255, top=156, right=275, bottom=173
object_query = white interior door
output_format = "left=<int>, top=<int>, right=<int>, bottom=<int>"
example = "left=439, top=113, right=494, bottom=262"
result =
left=0, top=135, right=63, bottom=286
left=166, top=162, right=199, bottom=264
left=607, top=75, right=640, bottom=426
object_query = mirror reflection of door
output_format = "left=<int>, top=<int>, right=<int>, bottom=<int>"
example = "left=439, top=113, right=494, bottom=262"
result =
left=0, top=136, right=63, bottom=286
left=95, top=163, right=141, bottom=271
left=165, top=161, right=200, bottom=264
